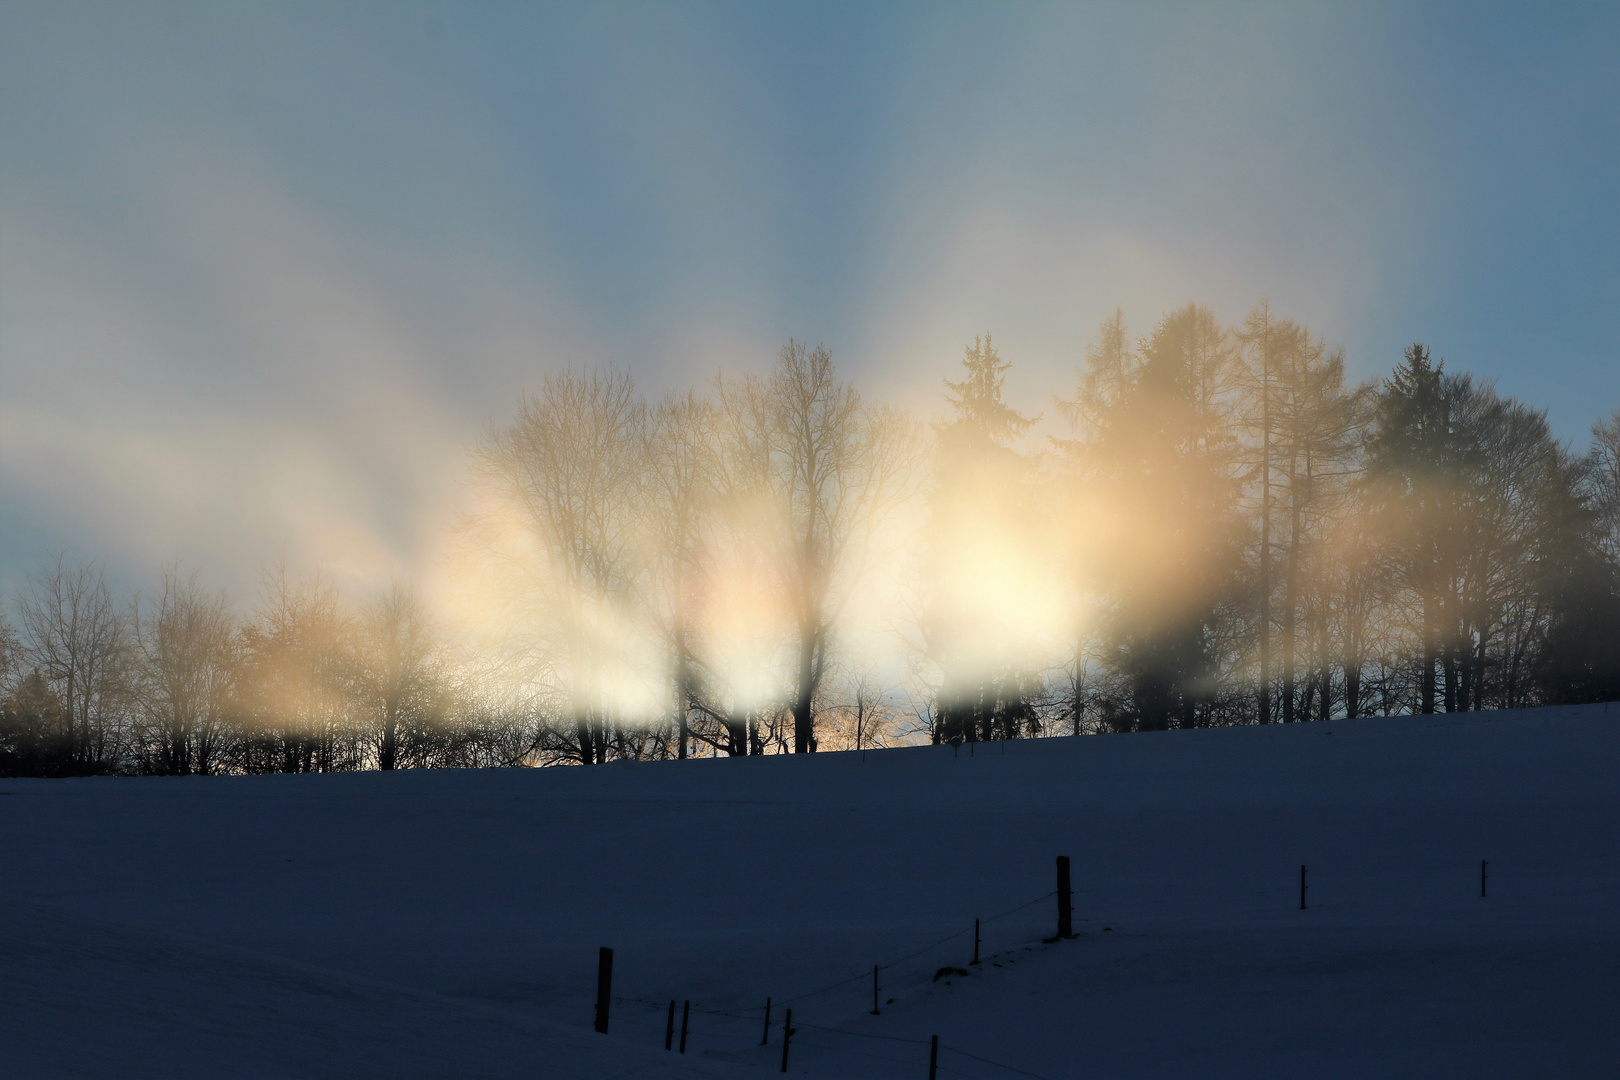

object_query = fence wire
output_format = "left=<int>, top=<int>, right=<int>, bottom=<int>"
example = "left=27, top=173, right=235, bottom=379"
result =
left=612, top=995, right=1048, bottom=1078
left=605, top=882, right=1062, bottom=1078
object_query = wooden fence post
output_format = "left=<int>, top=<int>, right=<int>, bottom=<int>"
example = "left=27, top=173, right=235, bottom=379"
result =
left=679, top=1000, right=690, bottom=1053
left=1481, top=860, right=1488, bottom=898
left=971, top=918, right=980, bottom=965
left=594, top=947, right=612, bottom=1033
left=780, top=1008, right=794, bottom=1073
left=872, top=964, right=880, bottom=1014
left=761, top=997, right=771, bottom=1045
left=1057, top=856, right=1073, bottom=939
left=664, top=1000, right=675, bottom=1050
left=1299, top=865, right=1308, bottom=911
left=929, top=1034, right=939, bottom=1079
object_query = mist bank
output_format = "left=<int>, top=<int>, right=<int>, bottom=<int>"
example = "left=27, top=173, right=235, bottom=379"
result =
left=5, top=302, right=1620, bottom=776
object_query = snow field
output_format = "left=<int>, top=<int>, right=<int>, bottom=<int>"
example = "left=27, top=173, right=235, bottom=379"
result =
left=2, top=703, right=1616, bottom=1078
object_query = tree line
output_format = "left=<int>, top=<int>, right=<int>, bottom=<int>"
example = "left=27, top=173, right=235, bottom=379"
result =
left=4, top=304, right=1618, bottom=775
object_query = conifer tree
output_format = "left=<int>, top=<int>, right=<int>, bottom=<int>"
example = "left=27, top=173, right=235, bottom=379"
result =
left=928, top=334, right=1043, bottom=742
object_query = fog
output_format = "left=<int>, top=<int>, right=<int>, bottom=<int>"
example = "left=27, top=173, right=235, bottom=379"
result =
left=3, top=5, right=1617, bottom=767
left=6, top=3, right=1615, bottom=598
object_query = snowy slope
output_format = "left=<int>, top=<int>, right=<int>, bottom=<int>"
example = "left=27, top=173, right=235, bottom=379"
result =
left=2, top=704, right=1617, bottom=1079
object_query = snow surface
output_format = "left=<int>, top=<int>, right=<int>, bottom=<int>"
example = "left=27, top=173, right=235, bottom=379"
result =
left=3, top=704, right=1618, bottom=1079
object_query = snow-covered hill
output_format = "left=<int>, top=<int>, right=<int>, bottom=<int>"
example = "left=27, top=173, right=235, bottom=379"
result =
left=4, top=704, right=1617, bottom=1078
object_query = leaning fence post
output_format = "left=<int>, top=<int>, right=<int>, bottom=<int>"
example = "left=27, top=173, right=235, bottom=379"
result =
left=929, top=1034, right=939, bottom=1079
left=1057, top=856, right=1073, bottom=939
left=780, top=1008, right=794, bottom=1073
left=679, top=1000, right=690, bottom=1053
left=664, top=999, right=675, bottom=1050
left=594, top=947, right=613, bottom=1033
left=1299, top=865, right=1308, bottom=911
left=761, top=997, right=772, bottom=1045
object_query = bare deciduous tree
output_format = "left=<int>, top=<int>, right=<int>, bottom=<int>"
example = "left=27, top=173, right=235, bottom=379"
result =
left=478, top=368, right=652, bottom=765
left=719, top=341, right=918, bottom=753
left=359, top=582, right=440, bottom=770
left=14, top=552, right=132, bottom=772
left=645, top=390, right=718, bottom=760
left=133, top=564, right=238, bottom=775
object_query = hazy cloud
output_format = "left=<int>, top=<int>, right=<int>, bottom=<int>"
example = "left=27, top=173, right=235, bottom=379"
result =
left=2, top=1, right=1614, bottom=596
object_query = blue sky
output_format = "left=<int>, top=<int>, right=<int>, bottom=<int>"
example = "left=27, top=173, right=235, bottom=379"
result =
left=2, top=1, right=1616, bottom=595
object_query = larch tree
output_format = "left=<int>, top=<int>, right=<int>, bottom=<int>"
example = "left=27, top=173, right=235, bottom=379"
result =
left=238, top=565, right=358, bottom=773
left=1256, top=321, right=1361, bottom=722
left=1588, top=407, right=1620, bottom=561
left=1071, top=305, right=1244, bottom=731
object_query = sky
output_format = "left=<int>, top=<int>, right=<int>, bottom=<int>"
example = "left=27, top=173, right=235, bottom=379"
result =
left=2, top=1, right=1616, bottom=601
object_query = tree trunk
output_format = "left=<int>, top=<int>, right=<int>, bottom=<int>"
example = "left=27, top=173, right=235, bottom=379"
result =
left=1420, top=581, right=1438, bottom=715
left=379, top=686, right=400, bottom=770
left=1344, top=642, right=1362, bottom=719
left=792, top=628, right=816, bottom=754
left=724, top=716, right=747, bottom=756
left=674, top=626, right=689, bottom=760
left=379, top=714, right=398, bottom=770
left=1282, top=450, right=1299, bottom=723
left=1442, top=616, right=1458, bottom=713
left=1258, top=359, right=1272, bottom=725
left=576, top=710, right=596, bottom=765
left=1072, top=642, right=1085, bottom=736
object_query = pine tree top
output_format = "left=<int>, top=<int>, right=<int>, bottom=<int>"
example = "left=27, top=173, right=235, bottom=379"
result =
left=942, top=333, right=1036, bottom=447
